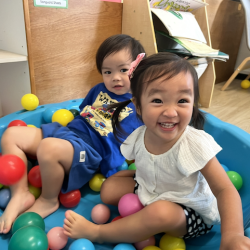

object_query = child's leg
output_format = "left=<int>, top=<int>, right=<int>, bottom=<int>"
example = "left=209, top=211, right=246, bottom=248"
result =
left=63, top=200, right=187, bottom=243
left=100, top=170, right=136, bottom=206
left=0, top=126, right=43, bottom=233
left=26, top=137, right=74, bottom=218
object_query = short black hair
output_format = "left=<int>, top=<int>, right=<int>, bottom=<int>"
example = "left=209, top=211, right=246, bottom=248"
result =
left=96, top=34, right=146, bottom=74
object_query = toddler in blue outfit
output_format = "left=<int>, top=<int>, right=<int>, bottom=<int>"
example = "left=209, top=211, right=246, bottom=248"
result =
left=0, top=34, right=145, bottom=234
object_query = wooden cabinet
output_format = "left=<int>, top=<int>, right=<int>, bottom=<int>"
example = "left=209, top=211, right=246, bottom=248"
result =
left=0, top=0, right=31, bottom=117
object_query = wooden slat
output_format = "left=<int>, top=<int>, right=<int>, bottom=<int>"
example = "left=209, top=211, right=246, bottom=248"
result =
left=23, top=0, right=122, bottom=105
left=122, top=0, right=157, bottom=56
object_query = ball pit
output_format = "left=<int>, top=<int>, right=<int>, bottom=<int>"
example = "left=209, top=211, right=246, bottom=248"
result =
left=0, top=99, right=250, bottom=250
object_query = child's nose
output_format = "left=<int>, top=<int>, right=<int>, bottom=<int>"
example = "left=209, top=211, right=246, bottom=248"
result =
left=162, top=106, right=177, bottom=117
left=112, top=72, right=122, bottom=81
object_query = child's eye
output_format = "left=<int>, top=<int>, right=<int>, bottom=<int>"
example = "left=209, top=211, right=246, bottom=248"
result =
left=103, top=71, right=111, bottom=75
left=178, top=99, right=188, bottom=103
left=121, top=69, right=129, bottom=73
left=152, top=99, right=162, bottom=104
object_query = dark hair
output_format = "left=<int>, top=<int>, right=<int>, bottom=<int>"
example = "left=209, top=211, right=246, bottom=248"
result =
left=110, top=52, right=206, bottom=142
left=96, top=34, right=146, bottom=74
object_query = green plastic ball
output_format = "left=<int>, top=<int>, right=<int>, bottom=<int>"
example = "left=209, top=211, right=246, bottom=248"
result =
left=0, top=183, right=3, bottom=189
left=9, top=226, right=48, bottom=250
left=12, top=212, right=45, bottom=235
left=28, top=184, right=41, bottom=199
left=227, top=171, right=243, bottom=191
left=128, top=163, right=137, bottom=170
left=69, top=109, right=80, bottom=117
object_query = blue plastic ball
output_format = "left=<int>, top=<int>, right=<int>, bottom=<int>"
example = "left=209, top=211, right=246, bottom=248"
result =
left=0, top=188, right=11, bottom=208
left=118, top=161, right=128, bottom=171
left=42, top=107, right=61, bottom=123
left=221, top=164, right=229, bottom=172
left=113, top=243, right=136, bottom=250
left=245, top=227, right=250, bottom=238
left=69, top=238, right=95, bottom=250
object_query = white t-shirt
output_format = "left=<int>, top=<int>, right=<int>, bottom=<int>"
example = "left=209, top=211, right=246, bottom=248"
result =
left=121, top=125, right=222, bottom=225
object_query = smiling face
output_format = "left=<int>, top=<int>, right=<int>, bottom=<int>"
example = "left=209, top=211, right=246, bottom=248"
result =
left=101, top=49, right=132, bottom=95
left=138, top=71, right=194, bottom=154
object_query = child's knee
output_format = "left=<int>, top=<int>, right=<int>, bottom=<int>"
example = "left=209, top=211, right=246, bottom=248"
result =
left=37, top=138, right=59, bottom=162
left=100, top=178, right=113, bottom=203
left=1, top=127, right=20, bottom=146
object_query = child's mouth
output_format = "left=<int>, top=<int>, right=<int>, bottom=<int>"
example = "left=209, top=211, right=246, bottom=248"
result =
left=114, top=85, right=123, bottom=89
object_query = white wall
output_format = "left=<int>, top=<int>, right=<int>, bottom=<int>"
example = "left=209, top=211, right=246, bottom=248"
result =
left=235, top=26, right=250, bottom=75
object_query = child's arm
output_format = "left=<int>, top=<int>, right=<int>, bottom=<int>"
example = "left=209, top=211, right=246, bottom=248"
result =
left=200, top=157, right=250, bottom=250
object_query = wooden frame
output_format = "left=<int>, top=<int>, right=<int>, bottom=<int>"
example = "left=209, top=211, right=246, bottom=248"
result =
left=23, top=0, right=122, bottom=105
left=122, top=0, right=215, bottom=108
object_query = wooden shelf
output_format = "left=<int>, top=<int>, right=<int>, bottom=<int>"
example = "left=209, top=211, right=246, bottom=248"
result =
left=0, top=50, right=27, bottom=63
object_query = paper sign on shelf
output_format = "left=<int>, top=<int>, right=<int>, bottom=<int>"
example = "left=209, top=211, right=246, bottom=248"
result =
left=34, top=0, right=68, bottom=8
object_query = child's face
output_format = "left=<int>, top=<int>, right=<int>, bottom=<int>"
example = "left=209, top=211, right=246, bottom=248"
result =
left=139, top=71, right=194, bottom=150
left=101, top=49, right=132, bottom=95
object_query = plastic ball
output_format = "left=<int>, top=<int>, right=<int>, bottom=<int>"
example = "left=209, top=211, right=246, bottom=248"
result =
left=111, top=215, right=123, bottom=222
left=9, top=225, right=48, bottom=250
left=245, top=227, right=250, bottom=238
left=0, top=188, right=11, bottom=208
left=68, top=238, right=95, bottom=250
left=0, top=154, right=26, bottom=186
left=118, top=193, right=144, bottom=217
left=126, top=159, right=135, bottom=165
left=59, top=189, right=81, bottom=208
left=91, top=204, right=110, bottom=224
left=221, top=164, right=229, bottom=172
left=8, top=119, right=27, bottom=128
left=28, top=165, right=42, bottom=188
left=134, top=236, right=155, bottom=250
left=0, top=183, right=3, bottom=189
left=114, top=243, right=136, bottom=250
left=159, top=234, right=186, bottom=250
left=142, top=247, right=161, bottom=250
left=128, top=163, right=137, bottom=170
left=27, top=124, right=36, bottom=128
left=28, top=184, right=41, bottom=199
left=52, top=109, right=74, bottom=126
left=12, top=212, right=45, bottom=235
left=241, top=80, right=250, bottom=89
left=118, top=161, right=129, bottom=171
left=227, top=171, right=243, bottom=190
left=21, top=94, right=39, bottom=111
left=47, top=227, right=68, bottom=250
left=89, top=173, right=106, bottom=192
left=43, top=107, right=61, bottom=123
left=69, top=109, right=80, bottom=117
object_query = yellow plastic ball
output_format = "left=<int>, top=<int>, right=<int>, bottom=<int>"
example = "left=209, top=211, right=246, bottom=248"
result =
left=21, top=94, right=39, bottom=111
left=159, top=234, right=186, bottom=250
left=125, top=159, right=134, bottom=165
left=52, top=109, right=74, bottom=126
left=27, top=124, right=36, bottom=128
left=241, top=80, right=250, bottom=89
left=28, top=184, right=41, bottom=199
left=0, top=183, right=3, bottom=189
left=89, top=173, right=106, bottom=192
left=143, top=246, right=162, bottom=250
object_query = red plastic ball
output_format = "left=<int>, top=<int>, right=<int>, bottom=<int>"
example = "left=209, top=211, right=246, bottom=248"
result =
left=59, top=190, right=81, bottom=208
left=111, top=215, right=123, bottom=222
left=28, top=165, right=42, bottom=188
left=0, top=155, right=26, bottom=185
left=8, top=120, right=27, bottom=128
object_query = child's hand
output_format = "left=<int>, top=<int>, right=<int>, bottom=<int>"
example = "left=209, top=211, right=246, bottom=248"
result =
left=220, top=233, right=250, bottom=250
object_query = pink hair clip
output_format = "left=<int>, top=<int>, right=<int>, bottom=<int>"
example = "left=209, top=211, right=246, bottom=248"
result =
left=128, top=53, right=145, bottom=79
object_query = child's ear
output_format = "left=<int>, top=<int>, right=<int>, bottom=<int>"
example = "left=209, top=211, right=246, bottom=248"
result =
left=132, top=98, right=141, bottom=116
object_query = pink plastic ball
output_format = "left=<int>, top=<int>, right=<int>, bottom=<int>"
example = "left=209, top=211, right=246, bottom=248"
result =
left=118, top=193, right=144, bottom=217
left=47, top=227, right=68, bottom=250
left=134, top=236, right=156, bottom=250
left=91, top=204, right=110, bottom=224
